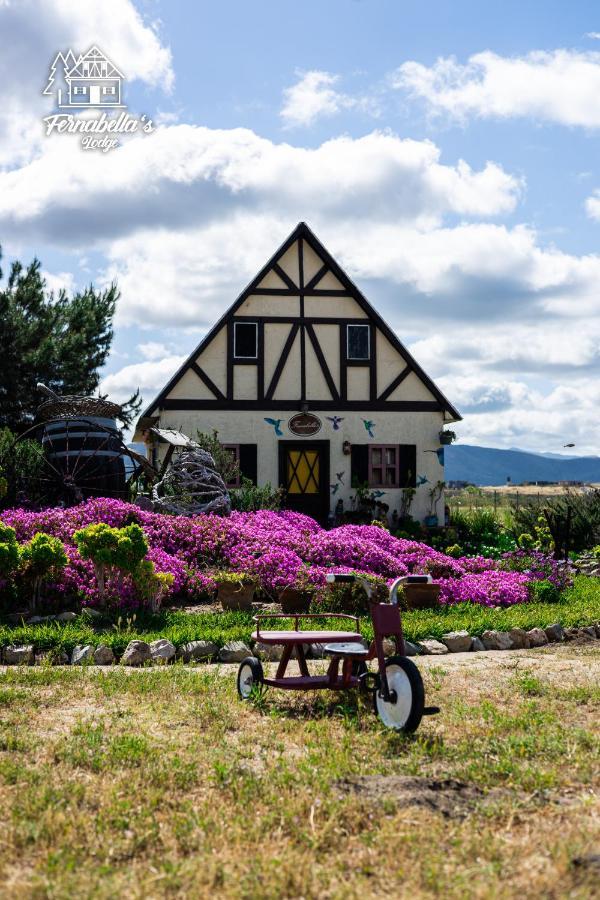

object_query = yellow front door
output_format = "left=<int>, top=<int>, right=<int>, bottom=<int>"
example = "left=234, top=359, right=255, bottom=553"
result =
left=280, top=442, right=329, bottom=523
left=286, top=448, right=320, bottom=494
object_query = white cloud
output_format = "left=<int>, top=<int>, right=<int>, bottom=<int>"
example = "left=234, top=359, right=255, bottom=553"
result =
left=585, top=32, right=600, bottom=40
left=0, top=0, right=173, bottom=167
left=41, top=269, right=75, bottom=295
left=280, top=70, right=377, bottom=127
left=138, top=341, right=173, bottom=360
left=0, top=126, right=521, bottom=244
left=99, top=354, right=185, bottom=404
left=585, top=189, right=600, bottom=220
left=393, top=49, right=600, bottom=127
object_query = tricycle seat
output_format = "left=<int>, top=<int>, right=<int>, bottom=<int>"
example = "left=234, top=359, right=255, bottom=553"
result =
left=251, top=630, right=362, bottom=645
left=324, top=642, right=368, bottom=659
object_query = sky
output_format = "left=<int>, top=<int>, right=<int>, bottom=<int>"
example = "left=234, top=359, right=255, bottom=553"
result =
left=0, top=0, right=598, bottom=454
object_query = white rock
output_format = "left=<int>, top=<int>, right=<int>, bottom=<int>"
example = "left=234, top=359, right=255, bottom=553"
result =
left=80, top=608, right=102, bottom=620
left=253, top=641, right=284, bottom=661
left=482, top=630, right=514, bottom=651
left=56, top=611, right=77, bottom=622
left=149, top=639, right=176, bottom=662
left=470, top=636, right=485, bottom=651
left=3, top=645, right=34, bottom=665
left=218, top=641, right=252, bottom=663
left=120, top=640, right=151, bottom=666
left=418, top=639, right=449, bottom=655
left=544, top=623, right=565, bottom=643
left=35, top=649, right=69, bottom=665
left=527, top=628, right=548, bottom=647
left=93, top=645, right=115, bottom=665
left=508, top=628, right=530, bottom=649
left=71, top=644, right=94, bottom=665
left=441, top=630, right=472, bottom=653
left=177, top=640, right=218, bottom=662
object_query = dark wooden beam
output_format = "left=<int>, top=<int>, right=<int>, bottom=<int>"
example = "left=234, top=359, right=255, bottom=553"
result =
left=190, top=362, right=226, bottom=400
left=265, top=323, right=299, bottom=400
left=305, top=323, right=340, bottom=402
left=378, top=365, right=411, bottom=401
left=304, top=263, right=328, bottom=291
left=160, top=398, right=443, bottom=412
left=273, top=262, right=297, bottom=291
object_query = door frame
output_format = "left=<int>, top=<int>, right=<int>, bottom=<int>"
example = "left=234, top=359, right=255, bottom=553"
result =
left=278, top=440, right=330, bottom=525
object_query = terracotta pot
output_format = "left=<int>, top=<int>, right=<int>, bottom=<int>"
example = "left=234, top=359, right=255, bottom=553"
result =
left=279, top=588, right=312, bottom=613
left=403, top=583, right=441, bottom=610
left=218, top=582, right=255, bottom=611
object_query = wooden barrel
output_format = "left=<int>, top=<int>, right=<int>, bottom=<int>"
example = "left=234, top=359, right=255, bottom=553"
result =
left=41, top=416, right=126, bottom=499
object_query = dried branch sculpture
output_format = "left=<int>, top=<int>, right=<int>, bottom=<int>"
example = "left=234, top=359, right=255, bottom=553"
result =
left=151, top=444, right=231, bottom=516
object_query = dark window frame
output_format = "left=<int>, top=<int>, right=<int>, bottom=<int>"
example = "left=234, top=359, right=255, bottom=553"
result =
left=346, top=323, right=370, bottom=361
left=233, top=321, right=258, bottom=360
left=368, top=444, right=400, bottom=488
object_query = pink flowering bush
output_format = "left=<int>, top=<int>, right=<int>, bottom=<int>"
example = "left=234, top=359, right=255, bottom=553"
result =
left=0, top=498, right=572, bottom=610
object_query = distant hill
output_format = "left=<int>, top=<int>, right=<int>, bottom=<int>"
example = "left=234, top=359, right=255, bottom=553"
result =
left=445, top=444, right=600, bottom=486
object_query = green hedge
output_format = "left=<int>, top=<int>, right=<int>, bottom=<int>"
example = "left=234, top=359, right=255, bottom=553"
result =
left=0, top=576, right=598, bottom=657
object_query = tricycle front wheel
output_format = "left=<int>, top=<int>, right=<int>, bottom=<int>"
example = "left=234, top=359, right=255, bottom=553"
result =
left=374, top=656, right=424, bottom=732
left=237, top=657, right=264, bottom=700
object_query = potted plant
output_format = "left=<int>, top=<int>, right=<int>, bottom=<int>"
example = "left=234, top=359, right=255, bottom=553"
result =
left=279, top=566, right=316, bottom=613
left=424, top=480, right=445, bottom=528
left=402, top=576, right=441, bottom=610
left=439, top=429, right=456, bottom=445
left=214, top=571, right=257, bottom=611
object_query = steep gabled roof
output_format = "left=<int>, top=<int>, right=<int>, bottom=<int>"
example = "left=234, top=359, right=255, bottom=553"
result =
left=140, top=222, right=461, bottom=421
left=67, top=45, right=124, bottom=79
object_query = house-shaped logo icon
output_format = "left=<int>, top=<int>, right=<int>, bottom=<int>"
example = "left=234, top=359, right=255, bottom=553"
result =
left=43, top=46, right=125, bottom=108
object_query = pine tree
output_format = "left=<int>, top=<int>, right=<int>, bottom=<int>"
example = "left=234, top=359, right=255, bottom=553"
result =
left=0, top=247, right=141, bottom=431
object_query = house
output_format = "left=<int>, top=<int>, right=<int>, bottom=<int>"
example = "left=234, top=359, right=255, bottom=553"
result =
left=63, top=46, right=124, bottom=107
left=135, top=223, right=461, bottom=524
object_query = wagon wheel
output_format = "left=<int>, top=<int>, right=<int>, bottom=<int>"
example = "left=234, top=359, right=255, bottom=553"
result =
left=0, top=417, right=149, bottom=509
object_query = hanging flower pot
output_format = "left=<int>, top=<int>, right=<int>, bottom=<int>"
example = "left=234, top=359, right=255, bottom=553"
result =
left=439, top=430, right=456, bottom=445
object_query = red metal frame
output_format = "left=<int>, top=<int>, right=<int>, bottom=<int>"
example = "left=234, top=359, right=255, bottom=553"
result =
left=252, top=604, right=405, bottom=696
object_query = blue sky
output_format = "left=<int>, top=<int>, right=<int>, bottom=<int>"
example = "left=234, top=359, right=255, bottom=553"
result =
left=0, top=0, right=598, bottom=453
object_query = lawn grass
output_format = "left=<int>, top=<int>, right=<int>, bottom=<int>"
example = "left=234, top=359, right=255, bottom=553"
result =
left=0, top=576, right=598, bottom=657
left=0, top=644, right=598, bottom=898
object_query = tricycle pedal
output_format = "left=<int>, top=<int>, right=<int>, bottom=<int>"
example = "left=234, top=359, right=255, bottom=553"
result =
left=423, top=706, right=440, bottom=716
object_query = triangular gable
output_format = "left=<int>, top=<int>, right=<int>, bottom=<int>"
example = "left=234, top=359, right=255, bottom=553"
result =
left=67, top=46, right=124, bottom=79
left=140, top=222, right=461, bottom=421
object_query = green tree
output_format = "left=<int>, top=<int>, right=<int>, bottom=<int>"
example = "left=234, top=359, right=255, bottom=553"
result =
left=0, top=249, right=141, bottom=431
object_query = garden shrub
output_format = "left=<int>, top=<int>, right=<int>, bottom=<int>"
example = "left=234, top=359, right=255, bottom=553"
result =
left=528, top=579, right=561, bottom=604
left=512, top=488, right=600, bottom=555
left=20, top=532, right=67, bottom=612
left=73, top=523, right=149, bottom=607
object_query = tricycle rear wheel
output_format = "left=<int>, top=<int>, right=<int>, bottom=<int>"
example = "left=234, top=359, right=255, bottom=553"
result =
left=237, top=657, right=264, bottom=700
left=374, top=656, right=424, bottom=732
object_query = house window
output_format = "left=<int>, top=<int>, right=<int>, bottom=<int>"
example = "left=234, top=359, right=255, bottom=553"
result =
left=103, top=86, right=116, bottom=95
left=234, top=322, right=258, bottom=359
left=73, top=86, right=87, bottom=95
left=222, top=444, right=240, bottom=487
left=368, top=445, right=399, bottom=488
left=347, top=324, right=370, bottom=360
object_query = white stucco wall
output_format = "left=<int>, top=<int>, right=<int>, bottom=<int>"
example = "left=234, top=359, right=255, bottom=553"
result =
left=150, top=407, right=446, bottom=523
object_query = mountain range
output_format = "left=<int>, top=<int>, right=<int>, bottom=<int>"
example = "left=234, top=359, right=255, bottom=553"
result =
left=445, top=444, right=600, bottom=486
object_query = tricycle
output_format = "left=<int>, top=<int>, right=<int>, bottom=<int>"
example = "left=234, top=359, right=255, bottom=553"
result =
left=237, top=573, right=438, bottom=732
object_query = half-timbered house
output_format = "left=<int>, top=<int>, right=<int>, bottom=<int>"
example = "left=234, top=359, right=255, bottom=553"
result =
left=135, top=223, right=460, bottom=524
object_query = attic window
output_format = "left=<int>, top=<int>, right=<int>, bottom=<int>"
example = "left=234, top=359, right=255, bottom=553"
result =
left=234, top=322, right=258, bottom=359
left=347, top=324, right=370, bottom=360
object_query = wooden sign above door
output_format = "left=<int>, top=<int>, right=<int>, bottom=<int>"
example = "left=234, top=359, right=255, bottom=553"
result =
left=288, top=413, right=322, bottom=436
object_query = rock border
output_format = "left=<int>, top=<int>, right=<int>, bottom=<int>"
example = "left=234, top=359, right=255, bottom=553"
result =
left=1, top=623, right=599, bottom=667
